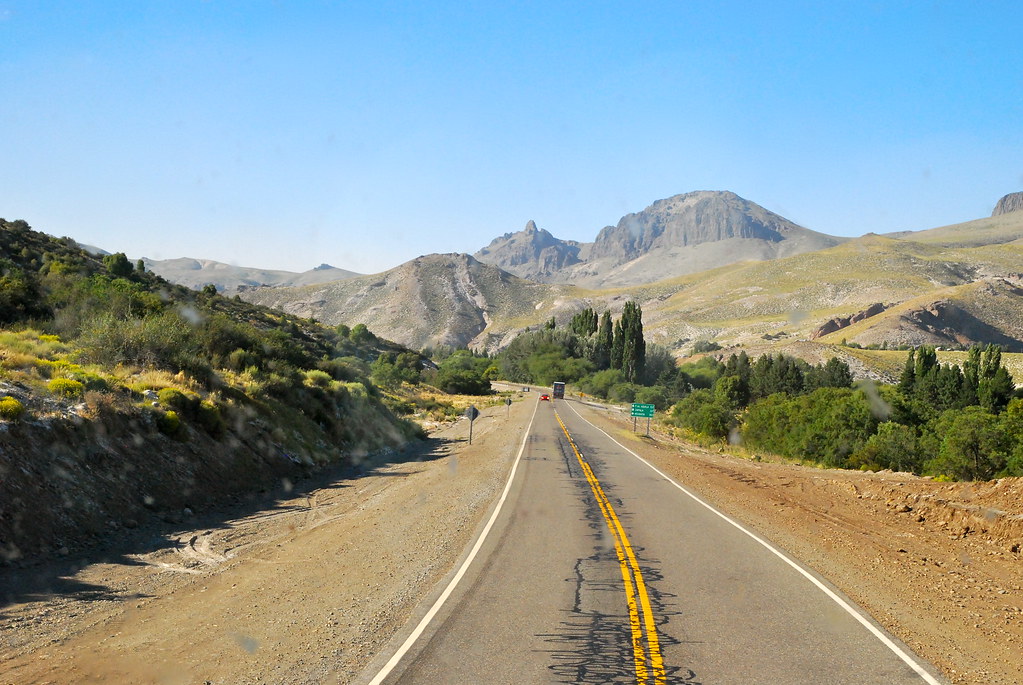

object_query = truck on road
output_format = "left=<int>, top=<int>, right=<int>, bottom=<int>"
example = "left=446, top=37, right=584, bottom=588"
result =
left=552, top=381, right=565, bottom=399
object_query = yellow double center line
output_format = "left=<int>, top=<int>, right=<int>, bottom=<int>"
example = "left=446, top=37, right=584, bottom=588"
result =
left=555, top=410, right=665, bottom=685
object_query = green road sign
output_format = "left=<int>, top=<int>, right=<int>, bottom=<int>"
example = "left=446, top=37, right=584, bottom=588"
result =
left=631, top=403, right=655, bottom=418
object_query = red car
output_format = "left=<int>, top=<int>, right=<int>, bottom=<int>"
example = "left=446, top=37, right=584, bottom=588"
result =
left=540, top=394, right=550, bottom=401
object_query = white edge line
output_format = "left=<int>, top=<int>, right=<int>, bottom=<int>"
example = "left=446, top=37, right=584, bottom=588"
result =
left=366, top=397, right=540, bottom=685
left=563, top=399, right=943, bottom=685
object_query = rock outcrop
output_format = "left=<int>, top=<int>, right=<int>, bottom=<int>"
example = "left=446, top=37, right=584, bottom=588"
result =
left=992, top=192, right=1023, bottom=216
left=810, top=303, right=889, bottom=340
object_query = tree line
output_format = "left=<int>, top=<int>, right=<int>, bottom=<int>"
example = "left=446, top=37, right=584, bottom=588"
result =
left=487, top=296, right=1022, bottom=481
left=669, top=344, right=1022, bottom=481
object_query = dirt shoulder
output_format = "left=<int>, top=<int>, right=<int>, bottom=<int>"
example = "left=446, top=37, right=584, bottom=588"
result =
left=0, top=398, right=529, bottom=684
left=575, top=402, right=1022, bottom=685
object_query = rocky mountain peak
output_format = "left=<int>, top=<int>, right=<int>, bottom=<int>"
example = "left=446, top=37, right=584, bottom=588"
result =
left=472, top=220, right=584, bottom=282
left=992, top=192, right=1023, bottom=216
left=587, top=190, right=830, bottom=264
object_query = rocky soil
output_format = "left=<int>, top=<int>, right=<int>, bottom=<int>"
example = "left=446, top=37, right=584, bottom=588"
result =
left=1, top=395, right=1020, bottom=684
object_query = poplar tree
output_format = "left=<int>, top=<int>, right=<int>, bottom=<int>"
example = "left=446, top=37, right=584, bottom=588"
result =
left=619, top=301, right=645, bottom=383
left=594, top=310, right=613, bottom=370
left=610, top=319, right=625, bottom=370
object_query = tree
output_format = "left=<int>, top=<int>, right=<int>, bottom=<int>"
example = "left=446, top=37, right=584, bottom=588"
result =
left=619, top=301, right=645, bottom=383
left=978, top=345, right=1014, bottom=413
left=570, top=308, right=598, bottom=337
left=102, top=252, right=133, bottom=278
left=594, top=310, right=613, bottom=370
left=610, top=319, right=624, bottom=370
left=349, top=323, right=375, bottom=344
left=897, top=348, right=916, bottom=394
left=851, top=422, right=920, bottom=473
left=924, top=407, right=1009, bottom=480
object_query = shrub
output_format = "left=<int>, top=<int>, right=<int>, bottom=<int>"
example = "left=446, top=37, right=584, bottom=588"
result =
left=48, top=377, right=85, bottom=398
left=158, top=387, right=200, bottom=415
left=157, top=409, right=182, bottom=436
left=304, top=369, right=333, bottom=388
left=155, top=411, right=184, bottom=437
left=196, top=400, right=226, bottom=436
left=0, top=396, right=25, bottom=420
left=634, top=385, right=667, bottom=410
left=82, top=390, right=120, bottom=419
left=692, top=340, right=722, bottom=353
left=226, top=347, right=259, bottom=372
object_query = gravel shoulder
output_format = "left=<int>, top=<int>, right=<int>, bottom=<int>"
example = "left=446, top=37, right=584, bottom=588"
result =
left=2, top=394, right=1021, bottom=685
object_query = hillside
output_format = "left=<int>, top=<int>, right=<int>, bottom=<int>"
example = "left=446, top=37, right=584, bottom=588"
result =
left=245, top=224, right=1023, bottom=368
left=0, top=219, right=419, bottom=562
left=239, top=253, right=584, bottom=351
left=143, top=257, right=361, bottom=292
left=884, top=206, right=1023, bottom=248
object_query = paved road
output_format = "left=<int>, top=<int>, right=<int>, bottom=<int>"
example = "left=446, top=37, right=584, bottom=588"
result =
left=363, top=396, right=947, bottom=684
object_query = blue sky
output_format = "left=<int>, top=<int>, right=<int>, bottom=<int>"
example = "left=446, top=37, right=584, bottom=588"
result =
left=2, top=1, right=1021, bottom=274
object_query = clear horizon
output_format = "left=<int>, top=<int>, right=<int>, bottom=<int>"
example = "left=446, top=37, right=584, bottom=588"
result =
left=2, top=2, right=1021, bottom=274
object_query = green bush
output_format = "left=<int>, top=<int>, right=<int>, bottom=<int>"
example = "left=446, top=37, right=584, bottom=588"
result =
left=196, top=400, right=226, bottom=436
left=158, top=387, right=200, bottom=415
left=304, top=369, right=333, bottom=388
left=0, top=396, right=25, bottom=420
left=47, top=377, right=85, bottom=398
left=157, top=409, right=182, bottom=436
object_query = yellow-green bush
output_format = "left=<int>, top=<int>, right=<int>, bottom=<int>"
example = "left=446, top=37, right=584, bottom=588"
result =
left=304, top=369, right=333, bottom=388
left=47, top=377, right=84, bottom=398
left=157, top=409, right=182, bottom=436
left=0, top=396, right=25, bottom=420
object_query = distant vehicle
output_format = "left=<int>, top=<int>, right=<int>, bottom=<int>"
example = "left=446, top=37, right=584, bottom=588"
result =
left=522, top=387, right=529, bottom=391
left=540, top=394, right=550, bottom=401
left=552, top=381, right=565, bottom=399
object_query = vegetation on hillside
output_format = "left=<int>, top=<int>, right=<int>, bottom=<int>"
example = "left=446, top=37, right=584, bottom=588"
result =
left=0, top=218, right=426, bottom=462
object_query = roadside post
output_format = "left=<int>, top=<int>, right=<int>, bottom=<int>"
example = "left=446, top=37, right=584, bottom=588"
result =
left=630, top=403, right=655, bottom=436
left=465, top=405, right=480, bottom=444
left=505, top=397, right=512, bottom=415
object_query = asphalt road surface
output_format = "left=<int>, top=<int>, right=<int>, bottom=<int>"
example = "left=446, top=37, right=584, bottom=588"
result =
left=361, top=396, right=947, bottom=685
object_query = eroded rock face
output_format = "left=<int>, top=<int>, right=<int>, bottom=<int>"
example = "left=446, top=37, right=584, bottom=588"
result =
left=810, top=302, right=889, bottom=340
left=992, top=192, right=1023, bottom=216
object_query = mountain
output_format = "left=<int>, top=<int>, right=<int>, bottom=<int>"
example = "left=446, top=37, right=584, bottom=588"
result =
left=473, top=220, right=584, bottom=282
left=239, top=253, right=578, bottom=351
left=473, top=190, right=844, bottom=288
left=241, top=219, right=1023, bottom=360
left=143, top=257, right=361, bottom=292
left=993, top=191, right=1023, bottom=216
